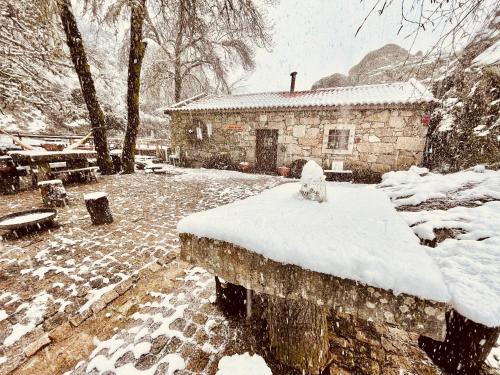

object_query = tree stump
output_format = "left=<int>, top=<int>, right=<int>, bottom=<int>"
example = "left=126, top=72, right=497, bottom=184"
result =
left=38, top=180, right=67, bottom=207
left=84, top=192, right=113, bottom=225
left=419, top=309, right=500, bottom=374
left=266, top=296, right=329, bottom=374
left=215, top=276, right=248, bottom=318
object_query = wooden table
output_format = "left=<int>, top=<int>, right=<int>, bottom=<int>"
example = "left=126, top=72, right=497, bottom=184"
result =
left=9, top=150, right=97, bottom=183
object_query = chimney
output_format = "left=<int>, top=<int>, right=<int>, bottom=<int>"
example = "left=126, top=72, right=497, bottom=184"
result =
left=290, top=71, right=297, bottom=93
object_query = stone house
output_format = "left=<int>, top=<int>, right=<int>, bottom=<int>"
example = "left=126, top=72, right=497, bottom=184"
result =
left=165, top=79, right=435, bottom=179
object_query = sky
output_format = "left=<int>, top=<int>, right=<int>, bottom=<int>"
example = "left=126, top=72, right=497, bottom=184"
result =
left=239, top=0, right=448, bottom=93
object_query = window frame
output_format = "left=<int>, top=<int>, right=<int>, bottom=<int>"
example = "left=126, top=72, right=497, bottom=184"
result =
left=327, top=129, right=350, bottom=151
left=322, top=124, right=356, bottom=155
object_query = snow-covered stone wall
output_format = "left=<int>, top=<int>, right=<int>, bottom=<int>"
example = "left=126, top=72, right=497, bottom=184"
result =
left=170, top=105, right=430, bottom=180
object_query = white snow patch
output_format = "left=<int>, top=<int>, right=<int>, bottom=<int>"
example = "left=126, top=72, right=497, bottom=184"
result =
left=3, top=292, right=51, bottom=346
left=78, top=282, right=118, bottom=313
left=216, top=352, right=272, bottom=375
left=380, top=166, right=500, bottom=327
left=84, top=192, right=107, bottom=200
left=473, top=39, right=500, bottom=66
left=402, top=201, right=500, bottom=327
left=486, top=338, right=500, bottom=369
left=0, top=310, right=8, bottom=321
left=0, top=212, right=54, bottom=226
left=379, top=166, right=500, bottom=207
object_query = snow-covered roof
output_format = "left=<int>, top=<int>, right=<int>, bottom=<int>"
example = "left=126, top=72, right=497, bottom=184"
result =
left=166, top=79, right=434, bottom=112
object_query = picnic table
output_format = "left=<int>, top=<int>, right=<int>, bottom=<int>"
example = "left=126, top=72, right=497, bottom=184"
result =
left=178, top=182, right=498, bottom=374
left=9, top=150, right=97, bottom=184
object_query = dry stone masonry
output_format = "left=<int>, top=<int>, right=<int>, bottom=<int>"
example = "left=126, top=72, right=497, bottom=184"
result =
left=170, top=106, right=430, bottom=179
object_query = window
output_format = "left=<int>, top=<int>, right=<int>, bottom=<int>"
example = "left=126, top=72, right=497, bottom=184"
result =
left=327, top=129, right=350, bottom=150
left=322, top=124, right=355, bottom=155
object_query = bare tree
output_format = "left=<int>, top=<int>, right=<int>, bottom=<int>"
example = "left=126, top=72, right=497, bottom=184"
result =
left=144, top=0, right=274, bottom=102
left=0, top=1, right=68, bottom=109
left=56, top=0, right=113, bottom=174
left=357, top=0, right=497, bottom=60
left=122, top=0, right=147, bottom=174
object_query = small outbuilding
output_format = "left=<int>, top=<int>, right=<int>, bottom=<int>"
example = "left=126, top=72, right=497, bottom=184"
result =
left=165, top=78, right=435, bottom=180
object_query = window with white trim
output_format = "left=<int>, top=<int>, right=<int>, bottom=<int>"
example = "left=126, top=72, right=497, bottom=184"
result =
left=327, top=129, right=350, bottom=150
left=322, top=124, right=356, bottom=155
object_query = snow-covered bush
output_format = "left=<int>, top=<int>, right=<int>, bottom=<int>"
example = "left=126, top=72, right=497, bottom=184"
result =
left=300, top=160, right=327, bottom=202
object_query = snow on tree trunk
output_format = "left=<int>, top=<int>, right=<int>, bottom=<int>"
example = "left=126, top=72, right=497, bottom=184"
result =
left=57, top=0, right=113, bottom=175
left=266, top=296, right=329, bottom=373
left=300, top=160, right=327, bottom=202
left=122, top=0, right=147, bottom=174
left=418, top=309, right=500, bottom=374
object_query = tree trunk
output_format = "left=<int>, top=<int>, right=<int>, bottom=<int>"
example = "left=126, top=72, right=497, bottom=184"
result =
left=57, top=0, right=113, bottom=175
left=173, top=0, right=185, bottom=103
left=122, top=0, right=147, bottom=174
left=419, top=309, right=500, bottom=374
left=266, top=296, right=329, bottom=374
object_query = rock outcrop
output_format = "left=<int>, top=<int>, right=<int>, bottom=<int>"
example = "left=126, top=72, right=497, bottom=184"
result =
left=311, top=44, right=431, bottom=89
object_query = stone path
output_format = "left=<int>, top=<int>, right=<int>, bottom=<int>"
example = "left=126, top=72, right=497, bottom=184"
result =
left=0, top=167, right=282, bottom=374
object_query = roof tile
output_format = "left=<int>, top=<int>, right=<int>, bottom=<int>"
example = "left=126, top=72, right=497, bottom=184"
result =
left=166, top=79, right=434, bottom=112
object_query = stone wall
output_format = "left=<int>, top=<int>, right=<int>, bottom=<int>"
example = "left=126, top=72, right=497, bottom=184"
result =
left=170, top=105, right=429, bottom=175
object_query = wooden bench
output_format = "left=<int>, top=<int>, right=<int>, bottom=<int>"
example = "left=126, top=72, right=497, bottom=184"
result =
left=324, top=160, right=353, bottom=181
left=50, top=166, right=99, bottom=183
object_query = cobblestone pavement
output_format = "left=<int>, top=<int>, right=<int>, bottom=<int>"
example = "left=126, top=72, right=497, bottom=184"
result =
left=0, top=167, right=283, bottom=374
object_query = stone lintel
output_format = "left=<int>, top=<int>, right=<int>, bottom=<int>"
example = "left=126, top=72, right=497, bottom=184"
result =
left=180, top=233, right=447, bottom=341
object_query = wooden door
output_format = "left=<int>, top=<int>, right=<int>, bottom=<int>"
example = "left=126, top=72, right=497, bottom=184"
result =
left=256, top=129, right=278, bottom=173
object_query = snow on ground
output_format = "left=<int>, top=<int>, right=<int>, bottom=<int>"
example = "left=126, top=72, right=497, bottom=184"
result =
left=2, top=163, right=499, bottom=373
left=178, top=182, right=449, bottom=302
left=379, top=165, right=500, bottom=207
left=473, top=38, right=500, bottom=66
left=379, top=166, right=500, bottom=327
left=69, top=268, right=229, bottom=375
left=0, top=166, right=282, bottom=373
left=488, top=340, right=500, bottom=369
left=216, top=353, right=272, bottom=375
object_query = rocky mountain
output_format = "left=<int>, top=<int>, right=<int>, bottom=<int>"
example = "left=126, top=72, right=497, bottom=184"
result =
left=311, top=44, right=435, bottom=89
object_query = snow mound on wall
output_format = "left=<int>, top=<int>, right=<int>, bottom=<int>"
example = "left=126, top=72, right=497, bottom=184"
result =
left=178, top=182, right=450, bottom=302
left=301, top=160, right=324, bottom=180
left=216, top=353, right=272, bottom=375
